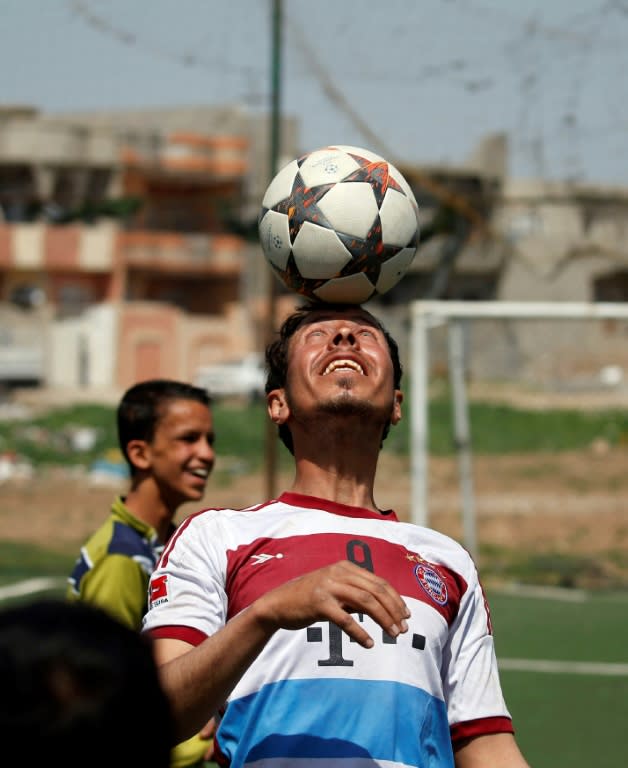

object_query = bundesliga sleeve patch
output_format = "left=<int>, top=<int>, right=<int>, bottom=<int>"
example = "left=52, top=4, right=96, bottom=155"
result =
left=149, top=574, right=169, bottom=606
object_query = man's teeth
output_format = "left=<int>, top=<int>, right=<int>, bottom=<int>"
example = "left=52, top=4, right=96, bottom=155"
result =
left=190, top=468, right=209, bottom=478
left=323, top=359, right=364, bottom=375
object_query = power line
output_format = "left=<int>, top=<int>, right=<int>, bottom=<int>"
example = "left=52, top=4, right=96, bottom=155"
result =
left=62, top=0, right=628, bottom=184
left=66, top=0, right=257, bottom=76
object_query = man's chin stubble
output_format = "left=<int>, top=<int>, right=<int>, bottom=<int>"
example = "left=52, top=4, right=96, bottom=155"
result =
left=317, top=389, right=376, bottom=420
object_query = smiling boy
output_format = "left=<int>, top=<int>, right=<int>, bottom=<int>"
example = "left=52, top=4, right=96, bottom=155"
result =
left=68, top=379, right=217, bottom=768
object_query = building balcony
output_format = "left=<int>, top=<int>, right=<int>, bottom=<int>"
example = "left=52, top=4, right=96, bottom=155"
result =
left=118, top=231, right=246, bottom=274
left=0, top=119, right=118, bottom=166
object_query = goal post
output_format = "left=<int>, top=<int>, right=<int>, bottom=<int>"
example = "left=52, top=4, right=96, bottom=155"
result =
left=409, top=300, right=628, bottom=557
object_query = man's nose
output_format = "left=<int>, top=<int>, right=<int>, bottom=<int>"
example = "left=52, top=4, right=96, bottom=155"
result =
left=331, top=327, right=358, bottom=347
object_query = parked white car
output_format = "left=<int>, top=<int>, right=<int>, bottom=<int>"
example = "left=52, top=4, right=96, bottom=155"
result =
left=194, top=354, right=266, bottom=402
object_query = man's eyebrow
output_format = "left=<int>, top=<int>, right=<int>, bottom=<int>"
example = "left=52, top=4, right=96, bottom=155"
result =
left=300, top=312, right=381, bottom=328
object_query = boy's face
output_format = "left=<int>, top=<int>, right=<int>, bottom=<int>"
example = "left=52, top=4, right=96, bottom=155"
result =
left=145, top=399, right=215, bottom=508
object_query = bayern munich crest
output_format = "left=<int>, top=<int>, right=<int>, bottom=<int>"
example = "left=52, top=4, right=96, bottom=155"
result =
left=415, top=563, right=448, bottom=605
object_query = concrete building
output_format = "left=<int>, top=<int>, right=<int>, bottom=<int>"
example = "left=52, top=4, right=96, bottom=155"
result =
left=2, top=107, right=628, bottom=398
left=396, top=160, right=628, bottom=387
left=0, top=104, right=298, bottom=396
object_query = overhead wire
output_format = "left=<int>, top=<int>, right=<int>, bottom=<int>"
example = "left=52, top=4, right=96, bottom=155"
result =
left=65, top=0, right=628, bottom=184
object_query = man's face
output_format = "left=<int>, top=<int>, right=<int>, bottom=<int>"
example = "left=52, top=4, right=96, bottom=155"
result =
left=146, top=399, right=215, bottom=507
left=281, top=307, right=402, bottom=426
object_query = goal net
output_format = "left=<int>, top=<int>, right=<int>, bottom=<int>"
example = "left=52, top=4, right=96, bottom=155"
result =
left=408, top=300, right=628, bottom=557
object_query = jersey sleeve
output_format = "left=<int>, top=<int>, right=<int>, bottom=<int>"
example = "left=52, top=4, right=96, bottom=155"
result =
left=143, top=513, right=228, bottom=643
left=442, top=562, right=514, bottom=743
left=78, top=554, right=148, bottom=631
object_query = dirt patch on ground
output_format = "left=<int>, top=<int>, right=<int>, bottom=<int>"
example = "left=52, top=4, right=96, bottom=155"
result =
left=2, top=446, right=627, bottom=589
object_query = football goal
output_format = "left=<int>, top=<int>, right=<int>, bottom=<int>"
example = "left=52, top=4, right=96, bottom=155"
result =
left=408, top=300, right=628, bottom=557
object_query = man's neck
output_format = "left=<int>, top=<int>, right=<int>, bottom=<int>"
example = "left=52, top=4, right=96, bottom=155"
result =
left=289, top=446, right=381, bottom=513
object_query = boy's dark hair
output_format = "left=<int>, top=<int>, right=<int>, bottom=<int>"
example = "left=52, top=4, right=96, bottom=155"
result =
left=117, top=379, right=212, bottom=473
left=0, top=599, right=174, bottom=768
left=265, top=301, right=403, bottom=455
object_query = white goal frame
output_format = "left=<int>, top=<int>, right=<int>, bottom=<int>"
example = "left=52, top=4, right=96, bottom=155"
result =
left=409, top=300, right=628, bottom=558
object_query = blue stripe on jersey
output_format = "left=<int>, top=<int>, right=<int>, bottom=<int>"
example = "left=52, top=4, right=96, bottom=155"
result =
left=217, top=677, right=453, bottom=767
left=67, top=552, right=89, bottom=593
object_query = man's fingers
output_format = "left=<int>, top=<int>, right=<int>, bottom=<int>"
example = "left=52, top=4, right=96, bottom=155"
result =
left=198, top=717, right=216, bottom=739
left=325, top=607, right=376, bottom=649
left=310, top=561, right=410, bottom=641
left=331, top=561, right=410, bottom=620
left=324, top=581, right=408, bottom=639
left=257, top=560, right=411, bottom=643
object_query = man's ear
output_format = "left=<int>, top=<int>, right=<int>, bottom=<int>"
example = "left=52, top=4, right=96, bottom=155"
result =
left=126, top=439, right=151, bottom=472
left=267, top=389, right=289, bottom=425
left=390, top=389, right=403, bottom=426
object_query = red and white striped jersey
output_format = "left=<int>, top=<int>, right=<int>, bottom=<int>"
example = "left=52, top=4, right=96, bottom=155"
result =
left=143, top=492, right=514, bottom=768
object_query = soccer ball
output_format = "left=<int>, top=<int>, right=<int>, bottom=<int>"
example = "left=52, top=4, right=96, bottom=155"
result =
left=258, top=144, right=420, bottom=304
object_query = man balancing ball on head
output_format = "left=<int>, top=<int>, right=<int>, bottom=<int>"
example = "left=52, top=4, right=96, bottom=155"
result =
left=142, top=301, right=530, bottom=768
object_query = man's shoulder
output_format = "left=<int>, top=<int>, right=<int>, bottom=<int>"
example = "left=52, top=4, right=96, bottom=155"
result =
left=177, top=501, right=275, bottom=528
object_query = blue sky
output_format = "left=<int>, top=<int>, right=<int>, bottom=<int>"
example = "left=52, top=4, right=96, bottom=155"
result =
left=2, top=0, right=627, bottom=185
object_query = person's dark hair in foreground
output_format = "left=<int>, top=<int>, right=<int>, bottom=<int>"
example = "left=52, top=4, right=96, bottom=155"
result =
left=0, top=598, right=173, bottom=768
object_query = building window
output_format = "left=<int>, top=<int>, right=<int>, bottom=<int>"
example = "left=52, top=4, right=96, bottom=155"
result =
left=57, top=284, right=93, bottom=318
left=594, top=271, right=628, bottom=302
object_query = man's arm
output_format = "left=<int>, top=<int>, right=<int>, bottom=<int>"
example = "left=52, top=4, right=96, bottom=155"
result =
left=454, top=732, right=531, bottom=768
left=152, top=559, right=411, bottom=741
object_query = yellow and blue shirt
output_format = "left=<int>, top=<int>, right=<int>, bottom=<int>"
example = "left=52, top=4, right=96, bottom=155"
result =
left=68, top=496, right=213, bottom=768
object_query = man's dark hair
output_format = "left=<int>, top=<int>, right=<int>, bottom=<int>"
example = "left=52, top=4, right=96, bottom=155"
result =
left=265, top=301, right=403, bottom=454
left=0, top=599, right=174, bottom=768
left=117, top=379, right=212, bottom=474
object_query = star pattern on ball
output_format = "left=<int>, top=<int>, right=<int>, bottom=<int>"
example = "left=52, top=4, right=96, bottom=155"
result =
left=275, top=255, right=328, bottom=297
left=272, top=172, right=335, bottom=243
left=335, top=225, right=404, bottom=284
left=342, top=154, right=404, bottom=207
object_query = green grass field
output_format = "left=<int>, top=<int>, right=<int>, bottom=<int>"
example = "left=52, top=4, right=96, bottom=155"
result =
left=491, top=590, right=628, bottom=768
left=4, top=395, right=628, bottom=469
left=1, top=545, right=625, bottom=768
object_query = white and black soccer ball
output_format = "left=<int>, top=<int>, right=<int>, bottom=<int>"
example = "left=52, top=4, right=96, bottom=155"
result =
left=258, top=144, right=420, bottom=304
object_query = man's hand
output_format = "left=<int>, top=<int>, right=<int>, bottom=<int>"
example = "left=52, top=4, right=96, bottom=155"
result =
left=198, top=717, right=216, bottom=741
left=251, top=559, right=411, bottom=648
left=153, top=560, right=411, bottom=741
left=199, top=717, right=216, bottom=761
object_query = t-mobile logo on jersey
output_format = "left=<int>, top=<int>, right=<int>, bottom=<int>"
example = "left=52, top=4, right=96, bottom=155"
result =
left=307, top=618, right=426, bottom=666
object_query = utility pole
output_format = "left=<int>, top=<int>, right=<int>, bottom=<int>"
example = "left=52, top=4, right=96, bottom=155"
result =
left=264, top=0, right=282, bottom=499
